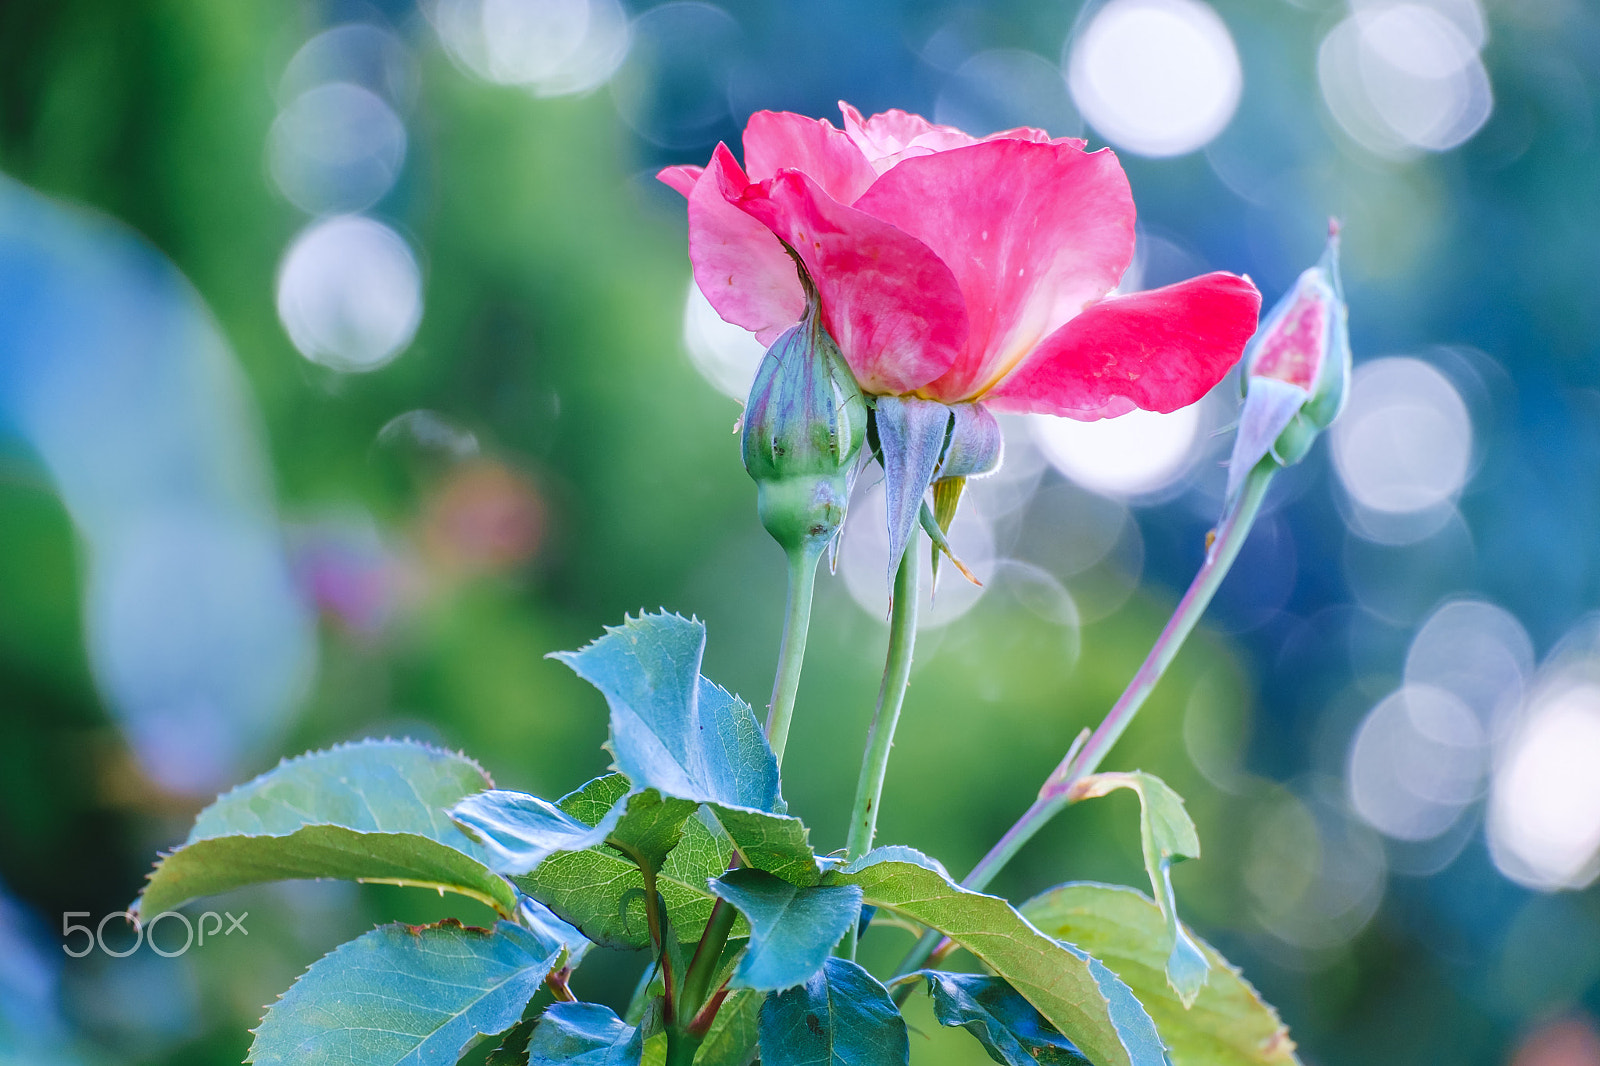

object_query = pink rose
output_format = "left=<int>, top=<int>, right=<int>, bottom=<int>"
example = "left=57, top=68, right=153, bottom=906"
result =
left=660, top=102, right=1261, bottom=421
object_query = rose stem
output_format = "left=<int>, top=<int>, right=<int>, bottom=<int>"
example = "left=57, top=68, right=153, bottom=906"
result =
left=841, top=539, right=922, bottom=960
left=766, top=543, right=824, bottom=768
left=895, top=462, right=1276, bottom=978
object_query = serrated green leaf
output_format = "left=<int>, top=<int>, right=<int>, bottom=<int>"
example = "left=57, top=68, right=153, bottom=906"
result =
left=553, top=612, right=781, bottom=813
left=1074, top=772, right=1209, bottom=1006
left=1021, top=884, right=1299, bottom=1066
left=709, top=869, right=861, bottom=991
left=830, top=852, right=1162, bottom=1066
left=452, top=787, right=699, bottom=879
left=918, top=971, right=1090, bottom=1066
left=759, top=957, right=908, bottom=1066
left=696, top=989, right=763, bottom=1066
left=706, top=804, right=820, bottom=887
left=136, top=740, right=515, bottom=919
left=552, top=615, right=821, bottom=886
left=526, top=1002, right=643, bottom=1066
left=513, top=777, right=735, bottom=949
left=840, top=846, right=949, bottom=877
left=248, top=919, right=555, bottom=1066
left=518, top=895, right=594, bottom=968
left=1062, top=944, right=1169, bottom=1066
left=486, top=1016, right=537, bottom=1066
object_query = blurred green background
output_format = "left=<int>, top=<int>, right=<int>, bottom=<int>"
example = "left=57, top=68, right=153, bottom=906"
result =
left=4, top=0, right=1600, bottom=1063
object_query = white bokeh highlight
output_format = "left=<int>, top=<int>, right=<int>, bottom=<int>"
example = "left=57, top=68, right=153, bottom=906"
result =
left=432, top=0, right=630, bottom=96
left=682, top=280, right=765, bottom=401
left=1066, top=0, right=1242, bottom=157
left=1029, top=405, right=1201, bottom=499
left=1347, top=684, right=1487, bottom=842
left=935, top=48, right=1079, bottom=138
left=1332, top=357, right=1472, bottom=515
left=276, top=215, right=423, bottom=373
left=838, top=477, right=996, bottom=629
left=1489, top=684, right=1600, bottom=891
left=268, top=83, right=407, bottom=215
left=1318, top=0, right=1492, bottom=158
left=1405, top=598, right=1533, bottom=734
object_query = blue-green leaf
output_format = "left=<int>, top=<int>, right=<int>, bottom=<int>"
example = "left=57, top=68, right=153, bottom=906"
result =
left=486, top=1016, right=537, bottom=1066
left=526, top=1002, right=643, bottom=1066
left=451, top=790, right=617, bottom=873
left=697, top=989, right=765, bottom=1066
left=553, top=614, right=821, bottom=885
left=452, top=788, right=699, bottom=879
left=709, top=869, right=862, bottom=991
left=1021, top=883, right=1299, bottom=1066
left=518, top=896, right=592, bottom=968
left=707, top=805, right=821, bottom=887
left=552, top=612, right=780, bottom=813
left=919, top=971, right=1090, bottom=1066
left=1062, top=944, right=1169, bottom=1066
left=830, top=854, right=1162, bottom=1066
left=759, top=957, right=909, bottom=1066
left=512, top=777, right=735, bottom=949
left=1073, top=772, right=1209, bottom=1007
left=839, top=846, right=949, bottom=877
left=247, top=919, right=556, bottom=1066
left=135, top=740, right=516, bottom=919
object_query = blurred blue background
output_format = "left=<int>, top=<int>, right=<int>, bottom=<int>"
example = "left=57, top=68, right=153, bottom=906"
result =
left=3, top=0, right=1600, bottom=1063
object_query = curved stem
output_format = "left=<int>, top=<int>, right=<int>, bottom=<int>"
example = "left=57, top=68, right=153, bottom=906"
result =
left=895, top=464, right=1275, bottom=977
left=766, top=545, right=823, bottom=768
left=841, top=543, right=921, bottom=959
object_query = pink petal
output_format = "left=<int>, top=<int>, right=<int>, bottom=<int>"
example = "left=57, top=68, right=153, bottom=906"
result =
left=984, top=125, right=1087, bottom=150
left=683, top=145, right=806, bottom=345
left=839, top=102, right=981, bottom=172
left=742, top=111, right=877, bottom=205
left=838, top=102, right=1086, bottom=174
left=657, top=164, right=704, bottom=197
left=984, top=272, right=1262, bottom=419
left=851, top=139, right=1135, bottom=403
left=719, top=164, right=968, bottom=395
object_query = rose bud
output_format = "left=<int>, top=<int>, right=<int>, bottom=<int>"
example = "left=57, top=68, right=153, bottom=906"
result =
left=1225, top=220, right=1351, bottom=502
left=741, top=283, right=867, bottom=559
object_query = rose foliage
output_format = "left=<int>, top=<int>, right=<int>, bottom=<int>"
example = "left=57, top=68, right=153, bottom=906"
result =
left=133, top=105, right=1317, bottom=1066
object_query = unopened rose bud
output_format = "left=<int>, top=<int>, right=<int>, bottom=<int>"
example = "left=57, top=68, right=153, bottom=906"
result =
left=741, top=291, right=867, bottom=559
left=1226, top=221, right=1351, bottom=502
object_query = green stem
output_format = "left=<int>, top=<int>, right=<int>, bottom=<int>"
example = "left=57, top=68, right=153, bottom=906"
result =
left=766, top=545, right=822, bottom=768
left=895, top=464, right=1275, bottom=976
left=679, top=898, right=738, bottom=1023
left=666, top=1029, right=704, bottom=1066
left=841, top=542, right=921, bottom=959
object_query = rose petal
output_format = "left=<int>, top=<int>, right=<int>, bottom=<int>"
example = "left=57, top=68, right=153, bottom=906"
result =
left=985, top=125, right=1088, bottom=150
left=984, top=271, right=1261, bottom=418
left=657, top=164, right=704, bottom=197
left=720, top=164, right=967, bottom=395
left=838, top=102, right=1086, bottom=174
left=743, top=111, right=877, bottom=205
left=683, top=145, right=806, bottom=345
left=839, top=102, right=981, bottom=172
left=852, top=139, right=1135, bottom=403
